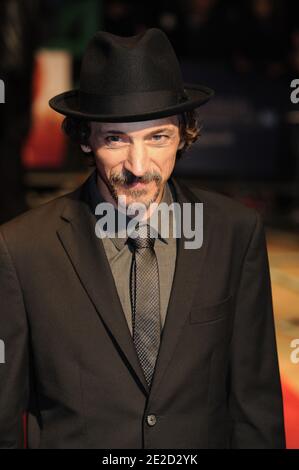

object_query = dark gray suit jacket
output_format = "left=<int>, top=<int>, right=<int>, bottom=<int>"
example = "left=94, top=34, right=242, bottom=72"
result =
left=0, top=175, right=285, bottom=449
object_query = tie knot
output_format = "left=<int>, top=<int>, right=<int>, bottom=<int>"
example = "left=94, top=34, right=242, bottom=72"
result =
left=128, top=223, right=155, bottom=250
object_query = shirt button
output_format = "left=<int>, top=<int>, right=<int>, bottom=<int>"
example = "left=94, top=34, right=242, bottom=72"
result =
left=147, top=414, right=157, bottom=426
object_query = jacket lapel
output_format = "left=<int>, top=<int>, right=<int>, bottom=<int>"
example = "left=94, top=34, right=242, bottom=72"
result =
left=56, top=174, right=210, bottom=399
left=147, top=177, right=211, bottom=402
left=57, top=180, right=150, bottom=395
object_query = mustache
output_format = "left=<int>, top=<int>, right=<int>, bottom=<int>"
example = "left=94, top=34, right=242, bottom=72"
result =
left=110, top=169, right=162, bottom=186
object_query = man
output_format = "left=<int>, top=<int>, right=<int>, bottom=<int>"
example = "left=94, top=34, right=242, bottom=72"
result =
left=0, top=28, right=285, bottom=449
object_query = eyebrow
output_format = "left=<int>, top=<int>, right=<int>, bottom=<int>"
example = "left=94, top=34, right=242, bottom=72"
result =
left=101, top=127, right=175, bottom=137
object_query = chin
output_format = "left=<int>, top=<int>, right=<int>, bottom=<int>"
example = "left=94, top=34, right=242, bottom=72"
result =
left=118, top=190, right=159, bottom=209
left=120, top=193, right=149, bottom=206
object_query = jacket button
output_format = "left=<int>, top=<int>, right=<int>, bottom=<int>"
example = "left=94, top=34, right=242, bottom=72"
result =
left=146, top=414, right=157, bottom=426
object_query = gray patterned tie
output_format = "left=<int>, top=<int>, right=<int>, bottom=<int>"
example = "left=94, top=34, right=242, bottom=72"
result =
left=128, top=223, right=161, bottom=389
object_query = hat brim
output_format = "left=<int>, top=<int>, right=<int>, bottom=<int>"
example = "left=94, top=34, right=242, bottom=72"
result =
left=48, top=83, right=214, bottom=122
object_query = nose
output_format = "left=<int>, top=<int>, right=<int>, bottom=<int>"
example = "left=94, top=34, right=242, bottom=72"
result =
left=124, top=141, right=150, bottom=177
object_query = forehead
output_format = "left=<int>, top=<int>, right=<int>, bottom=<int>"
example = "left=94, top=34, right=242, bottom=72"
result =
left=91, top=115, right=179, bottom=134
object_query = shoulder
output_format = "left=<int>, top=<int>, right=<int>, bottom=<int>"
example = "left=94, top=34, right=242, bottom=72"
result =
left=0, top=186, right=81, bottom=253
left=187, top=184, right=266, bottom=261
left=175, top=179, right=260, bottom=231
left=0, top=191, right=71, bottom=230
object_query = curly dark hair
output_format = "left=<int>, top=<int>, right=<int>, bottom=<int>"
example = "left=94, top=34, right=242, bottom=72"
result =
left=62, top=110, right=202, bottom=167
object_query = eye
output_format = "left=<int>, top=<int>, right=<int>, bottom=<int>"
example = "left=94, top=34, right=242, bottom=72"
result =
left=106, top=135, right=121, bottom=143
left=151, top=134, right=169, bottom=143
left=104, top=135, right=127, bottom=147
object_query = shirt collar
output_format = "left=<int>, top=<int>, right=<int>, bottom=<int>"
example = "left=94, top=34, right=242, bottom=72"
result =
left=87, top=169, right=175, bottom=251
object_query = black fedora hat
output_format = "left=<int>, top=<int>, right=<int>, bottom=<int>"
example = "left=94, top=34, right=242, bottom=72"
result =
left=49, top=28, right=214, bottom=122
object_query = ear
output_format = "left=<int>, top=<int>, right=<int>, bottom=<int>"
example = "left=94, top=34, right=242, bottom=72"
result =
left=81, top=144, right=92, bottom=153
left=178, top=139, right=185, bottom=150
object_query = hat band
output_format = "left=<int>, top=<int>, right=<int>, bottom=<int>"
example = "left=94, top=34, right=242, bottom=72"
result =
left=79, top=89, right=187, bottom=115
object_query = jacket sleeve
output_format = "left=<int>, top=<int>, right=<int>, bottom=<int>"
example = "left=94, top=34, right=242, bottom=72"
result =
left=228, top=211, right=286, bottom=448
left=0, top=228, right=29, bottom=448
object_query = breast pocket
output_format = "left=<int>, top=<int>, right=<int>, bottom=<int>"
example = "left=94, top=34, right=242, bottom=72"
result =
left=189, top=294, right=234, bottom=325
